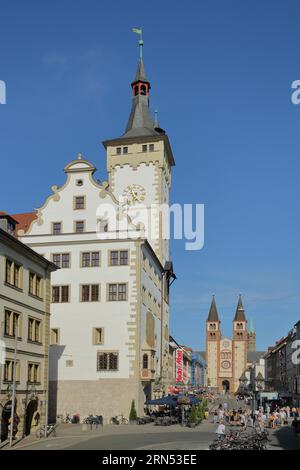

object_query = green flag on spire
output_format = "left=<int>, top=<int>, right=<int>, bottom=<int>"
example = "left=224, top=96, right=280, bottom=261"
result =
left=132, top=27, right=144, bottom=58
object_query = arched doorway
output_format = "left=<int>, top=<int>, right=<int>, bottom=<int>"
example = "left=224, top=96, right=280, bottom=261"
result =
left=222, top=380, right=230, bottom=392
left=24, top=399, right=38, bottom=436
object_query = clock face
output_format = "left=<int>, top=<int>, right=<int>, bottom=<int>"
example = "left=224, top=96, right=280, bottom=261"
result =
left=221, top=360, right=231, bottom=370
left=123, top=184, right=146, bottom=205
left=223, top=340, right=230, bottom=348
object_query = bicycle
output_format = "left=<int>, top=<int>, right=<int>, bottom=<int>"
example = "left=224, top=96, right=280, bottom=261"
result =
left=35, top=423, right=57, bottom=439
left=110, top=415, right=128, bottom=425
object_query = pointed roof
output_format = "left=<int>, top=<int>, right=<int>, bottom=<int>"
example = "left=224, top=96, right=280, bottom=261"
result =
left=249, top=318, right=255, bottom=334
left=207, top=295, right=220, bottom=322
left=133, top=58, right=148, bottom=83
left=123, top=94, right=158, bottom=138
left=234, top=294, right=246, bottom=321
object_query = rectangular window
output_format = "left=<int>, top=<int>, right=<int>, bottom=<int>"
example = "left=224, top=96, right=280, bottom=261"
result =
left=75, top=221, right=85, bottom=233
left=28, top=272, right=43, bottom=299
left=52, top=286, right=60, bottom=303
left=3, top=360, right=20, bottom=382
left=118, top=283, right=127, bottom=301
left=61, top=286, right=69, bottom=302
left=119, top=250, right=128, bottom=265
left=4, top=310, right=21, bottom=338
left=52, top=222, right=62, bottom=235
left=110, top=251, right=119, bottom=266
left=109, top=250, right=129, bottom=266
left=52, top=254, right=61, bottom=268
left=52, top=253, right=70, bottom=269
left=81, top=252, right=100, bottom=267
left=5, top=259, right=22, bottom=289
left=81, top=284, right=100, bottom=302
left=28, top=363, right=41, bottom=384
left=108, top=283, right=117, bottom=301
left=61, top=253, right=70, bottom=268
left=93, top=327, right=104, bottom=345
left=74, top=196, right=85, bottom=210
left=28, top=317, right=41, bottom=343
left=108, top=283, right=127, bottom=301
left=116, top=147, right=122, bottom=155
left=81, top=285, right=90, bottom=302
left=91, top=252, right=100, bottom=267
left=82, top=252, right=90, bottom=267
left=91, top=284, right=99, bottom=302
left=52, top=285, right=69, bottom=303
left=50, top=328, right=60, bottom=345
left=97, top=352, right=118, bottom=371
left=149, top=144, right=155, bottom=152
left=123, top=146, right=128, bottom=154
left=142, top=144, right=147, bottom=152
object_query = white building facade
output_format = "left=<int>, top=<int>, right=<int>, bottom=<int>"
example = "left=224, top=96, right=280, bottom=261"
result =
left=17, top=49, right=175, bottom=421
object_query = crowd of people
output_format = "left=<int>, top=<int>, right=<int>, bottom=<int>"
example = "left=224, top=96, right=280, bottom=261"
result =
left=213, top=401, right=298, bottom=439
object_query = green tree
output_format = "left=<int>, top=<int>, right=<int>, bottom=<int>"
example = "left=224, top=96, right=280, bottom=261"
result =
left=188, top=405, right=197, bottom=424
left=129, top=400, right=137, bottom=421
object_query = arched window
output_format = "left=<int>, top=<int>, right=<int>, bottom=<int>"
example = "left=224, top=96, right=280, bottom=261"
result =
left=134, top=85, right=139, bottom=96
left=143, top=354, right=148, bottom=369
left=140, top=84, right=147, bottom=95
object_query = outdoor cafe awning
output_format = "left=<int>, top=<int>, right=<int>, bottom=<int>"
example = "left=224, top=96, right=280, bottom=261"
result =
left=145, top=395, right=200, bottom=407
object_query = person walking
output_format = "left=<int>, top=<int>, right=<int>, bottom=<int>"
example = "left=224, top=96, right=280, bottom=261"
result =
left=216, top=421, right=226, bottom=441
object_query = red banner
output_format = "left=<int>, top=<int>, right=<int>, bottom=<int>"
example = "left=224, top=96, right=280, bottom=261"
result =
left=175, top=349, right=183, bottom=383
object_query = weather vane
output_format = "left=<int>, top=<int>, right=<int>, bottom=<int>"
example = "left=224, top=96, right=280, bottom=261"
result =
left=132, top=27, right=143, bottom=59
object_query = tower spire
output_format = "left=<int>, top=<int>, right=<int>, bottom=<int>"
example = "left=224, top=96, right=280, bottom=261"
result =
left=233, top=294, right=246, bottom=321
left=207, top=295, right=220, bottom=322
left=122, top=29, right=159, bottom=138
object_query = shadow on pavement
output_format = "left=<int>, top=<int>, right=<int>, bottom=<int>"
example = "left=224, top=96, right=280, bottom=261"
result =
left=270, top=426, right=299, bottom=450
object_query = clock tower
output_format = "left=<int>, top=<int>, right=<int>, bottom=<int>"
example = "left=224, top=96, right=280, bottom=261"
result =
left=103, top=33, right=175, bottom=266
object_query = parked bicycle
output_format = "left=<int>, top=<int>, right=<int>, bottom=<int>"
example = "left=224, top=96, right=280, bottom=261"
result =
left=82, top=414, right=103, bottom=426
left=110, top=415, right=128, bottom=425
left=209, top=429, right=270, bottom=450
left=35, top=423, right=57, bottom=439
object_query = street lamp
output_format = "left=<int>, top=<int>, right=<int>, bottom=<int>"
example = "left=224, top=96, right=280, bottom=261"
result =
left=239, top=373, right=248, bottom=394
left=255, top=372, right=264, bottom=410
left=6, top=384, right=12, bottom=399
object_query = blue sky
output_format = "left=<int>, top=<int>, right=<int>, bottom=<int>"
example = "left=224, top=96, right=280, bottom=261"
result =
left=1, top=0, right=300, bottom=351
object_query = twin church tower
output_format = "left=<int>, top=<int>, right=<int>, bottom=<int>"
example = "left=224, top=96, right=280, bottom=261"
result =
left=206, top=295, right=256, bottom=393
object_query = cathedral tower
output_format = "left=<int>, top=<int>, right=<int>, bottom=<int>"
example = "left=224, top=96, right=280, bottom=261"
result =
left=206, top=295, right=221, bottom=388
left=247, top=318, right=256, bottom=352
left=232, top=295, right=248, bottom=391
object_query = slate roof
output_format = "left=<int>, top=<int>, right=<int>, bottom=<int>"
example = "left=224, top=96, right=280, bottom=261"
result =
left=234, top=294, right=246, bottom=321
left=207, top=295, right=220, bottom=322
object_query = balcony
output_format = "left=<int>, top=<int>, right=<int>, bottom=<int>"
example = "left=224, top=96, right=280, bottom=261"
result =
left=141, top=368, right=156, bottom=381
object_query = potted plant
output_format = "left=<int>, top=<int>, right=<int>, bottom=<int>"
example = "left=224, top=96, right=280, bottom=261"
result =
left=129, top=400, right=137, bottom=424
